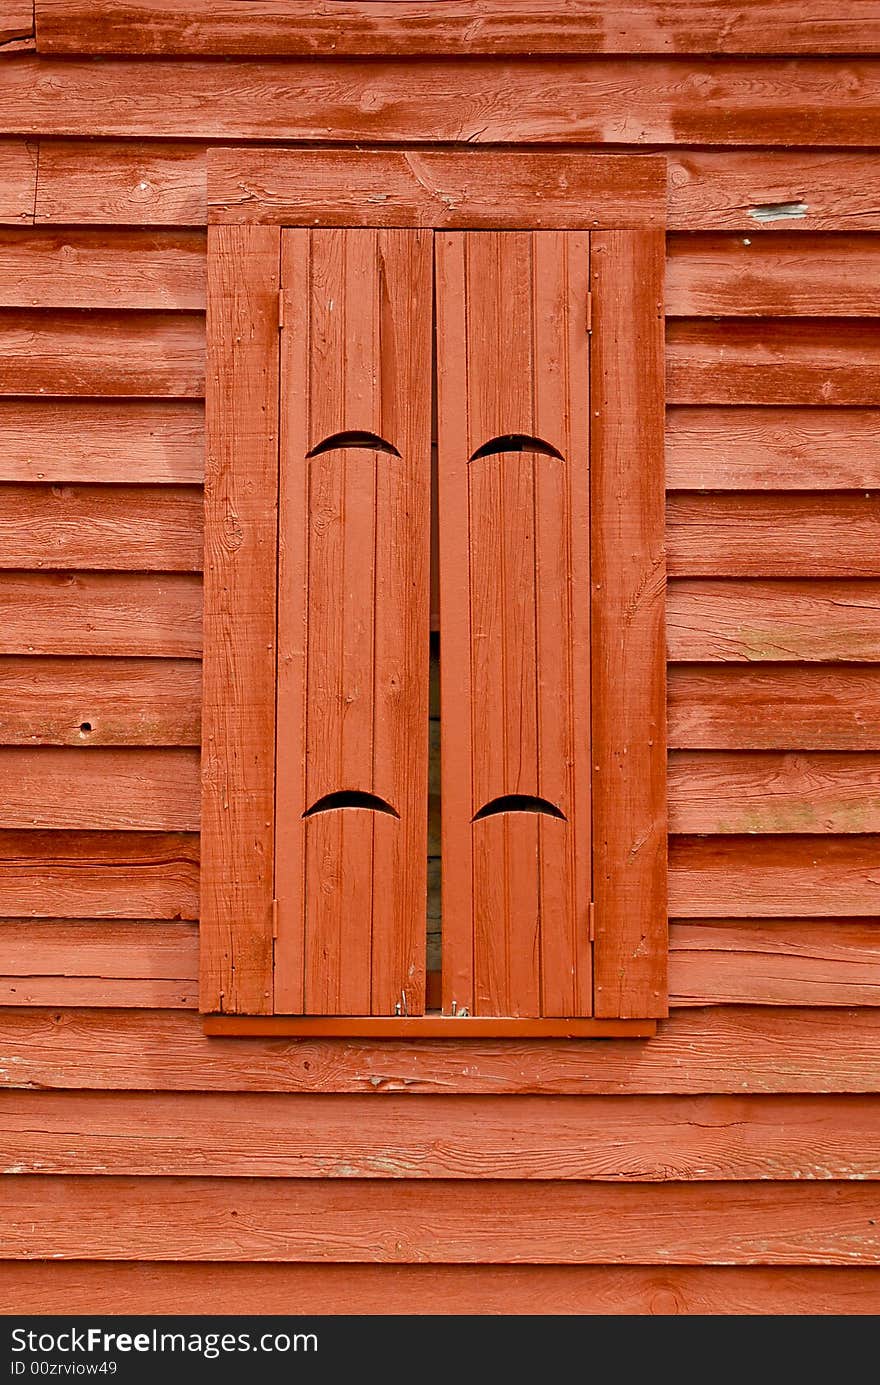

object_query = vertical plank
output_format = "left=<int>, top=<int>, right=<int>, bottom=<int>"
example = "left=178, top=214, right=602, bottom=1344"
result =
left=201, top=223, right=280, bottom=1015
left=273, top=228, right=309, bottom=1014
left=276, top=227, right=431, bottom=1016
left=435, top=231, right=474, bottom=1017
left=436, top=230, right=591, bottom=1018
left=371, top=229, right=432, bottom=1016
left=590, top=228, right=667, bottom=1019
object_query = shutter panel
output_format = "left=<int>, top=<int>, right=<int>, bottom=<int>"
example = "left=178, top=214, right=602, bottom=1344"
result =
left=436, top=231, right=593, bottom=1018
left=201, top=224, right=281, bottom=1016
left=274, top=228, right=432, bottom=1016
left=590, top=229, right=667, bottom=1019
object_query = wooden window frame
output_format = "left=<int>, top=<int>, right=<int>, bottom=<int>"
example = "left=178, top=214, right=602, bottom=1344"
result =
left=201, top=148, right=667, bottom=1039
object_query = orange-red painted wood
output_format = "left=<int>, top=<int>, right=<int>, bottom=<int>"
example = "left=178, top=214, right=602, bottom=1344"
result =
left=11, top=143, right=880, bottom=233
left=665, top=152, right=880, bottom=231
left=5, top=1090, right=880, bottom=1180
left=208, top=149, right=666, bottom=229
left=666, top=234, right=880, bottom=317
left=436, top=229, right=592, bottom=1019
left=9, top=921, right=878, bottom=1013
left=667, top=581, right=880, bottom=663
left=668, top=493, right=880, bottom=579
left=0, top=573, right=202, bottom=658
left=669, top=836, right=880, bottom=918
left=0, top=657, right=201, bottom=747
left=6, top=1004, right=880, bottom=1092
left=207, top=1018, right=650, bottom=1038
left=0, top=309, right=205, bottom=397
left=0, top=833, right=198, bottom=920
left=667, top=319, right=880, bottom=407
left=666, top=408, right=880, bottom=491
left=0, top=228, right=206, bottom=309
left=34, top=0, right=880, bottom=56
left=0, top=139, right=36, bottom=224
left=0, top=920, right=197, bottom=1009
left=591, top=229, right=667, bottom=1019
left=2, top=1176, right=879, bottom=1263
left=668, top=665, right=880, bottom=751
left=275, top=227, right=431, bottom=1018
left=0, top=484, right=203, bottom=571
left=200, top=224, right=280, bottom=1015
left=1, top=2, right=32, bottom=46
left=0, top=400, right=204, bottom=484
left=7, top=57, right=880, bottom=147
left=2, top=1262, right=878, bottom=1316
left=34, top=140, right=206, bottom=226
left=669, top=752, right=880, bottom=835
left=669, top=921, right=880, bottom=1008
left=0, top=747, right=199, bottom=832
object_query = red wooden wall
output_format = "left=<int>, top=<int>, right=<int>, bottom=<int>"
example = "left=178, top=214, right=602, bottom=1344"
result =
left=0, top=1, right=879, bottom=1314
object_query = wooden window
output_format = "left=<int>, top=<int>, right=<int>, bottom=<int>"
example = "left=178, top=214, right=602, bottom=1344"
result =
left=201, top=152, right=667, bottom=1038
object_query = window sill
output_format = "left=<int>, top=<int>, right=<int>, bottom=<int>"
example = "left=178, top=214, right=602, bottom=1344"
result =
left=203, top=1015, right=657, bottom=1039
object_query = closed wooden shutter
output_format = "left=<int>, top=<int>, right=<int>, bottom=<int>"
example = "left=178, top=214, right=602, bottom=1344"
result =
left=201, top=151, right=667, bottom=1033
left=436, top=230, right=592, bottom=1018
left=274, top=227, right=432, bottom=1016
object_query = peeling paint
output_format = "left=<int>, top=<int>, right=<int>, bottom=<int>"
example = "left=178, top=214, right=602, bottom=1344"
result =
left=747, top=202, right=809, bottom=224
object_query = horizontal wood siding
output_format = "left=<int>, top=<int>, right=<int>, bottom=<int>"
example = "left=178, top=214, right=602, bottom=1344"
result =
left=2, top=30, right=880, bottom=1315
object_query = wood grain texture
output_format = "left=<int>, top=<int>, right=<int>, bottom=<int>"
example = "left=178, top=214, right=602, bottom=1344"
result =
left=669, top=752, right=880, bottom=835
left=0, top=309, right=205, bottom=397
left=5, top=57, right=880, bottom=146
left=200, top=224, right=279, bottom=1015
left=1, top=2, right=32, bottom=46
left=0, top=139, right=36, bottom=225
left=665, top=408, right=880, bottom=491
left=10, top=919, right=879, bottom=1011
left=34, top=141, right=206, bottom=226
left=667, top=493, right=880, bottom=579
left=6, top=1005, right=880, bottom=1093
left=0, top=657, right=200, bottom=746
left=2, top=1262, right=878, bottom=1316
left=0, top=228, right=206, bottom=308
left=0, top=920, right=197, bottom=1009
left=0, top=399, right=204, bottom=484
left=591, top=229, right=667, bottom=1019
left=669, top=836, right=880, bottom=918
left=667, top=319, right=880, bottom=406
left=0, top=572, right=201, bottom=658
left=436, top=229, right=592, bottom=1019
left=16, top=145, right=880, bottom=233
left=209, top=148, right=665, bottom=229
left=5, top=1090, right=880, bottom=1180
left=275, top=227, right=431, bottom=1018
left=33, top=0, right=880, bottom=56
left=666, top=152, right=880, bottom=232
left=667, top=580, right=880, bottom=662
left=0, top=832, right=198, bottom=919
left=668, top=665, right=880, bottom=751
left=0, top=484, right=203, bottom=571
left=0, top=747, right=199, bottom=831
left=2, top=1176, right=879, bottom=1263
left=669, top=921, right=880, bottom=1008
left=666, top=234, right=880, bottom=317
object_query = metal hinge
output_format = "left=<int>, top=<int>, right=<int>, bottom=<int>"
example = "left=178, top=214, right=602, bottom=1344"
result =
left=278, top=290, right=285, bottom=330
left=588, top=900, right=596, bottom=942
left=271, top=898, right=279, bottom=940
left=585, top=292, right=593, bottom=334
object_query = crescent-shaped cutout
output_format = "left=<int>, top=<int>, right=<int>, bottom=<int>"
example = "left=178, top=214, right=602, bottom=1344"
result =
left=473, top=794, right=566, bottom=822
left=469, top=434, right=564, bottom=462
left=303, top=790, right=400, bottom=819
left=307, top=430, right=400, bottom=459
